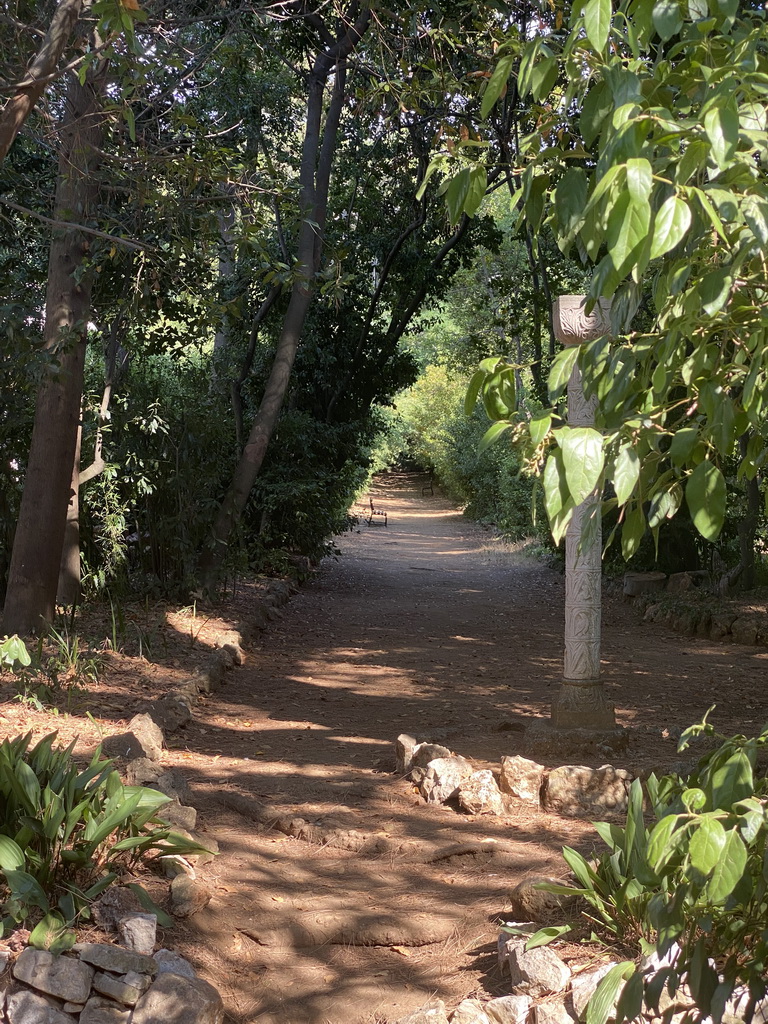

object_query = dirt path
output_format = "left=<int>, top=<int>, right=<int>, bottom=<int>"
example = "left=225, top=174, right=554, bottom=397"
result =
left=164, top=474, right=768, bottom=1024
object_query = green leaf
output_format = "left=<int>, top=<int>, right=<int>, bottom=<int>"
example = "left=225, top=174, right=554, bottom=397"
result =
left=704, top=828, right=747, bottom=902
left=586, top=962, right=635, bottom=1024
left=652, top=0, right=683, bottom=39
left=650, top=196, right=691, bottom=260
left=669, top=426, right=699, bottom=467
left=548, top=346, right=579, bottom=401
left=0, top=836, right=25, bottom=872
left=710, top=750, right=753, bottom=809
left=689, top=816, right=727, bottom=874
left=742, top=194, right=768, bottom=245
left=464, top=164, right=487, bottom=218
left=479, top=421, right=513, bottom=453
left=704, top=99, right=739, bottom=169
left=606, top=193, right=651, bottom=277
left=699, top=268, right=732, bottom=316
left=465, top=370, right=486, bottom=415
left=29, top=912, right=76, bottom=953
left=543, top=448, right=568, bottom=521
left=530, top=412, right=552, bottom=447
left=555, top=168, right=588, bottom=242
left=685, top=461, right=726, bottom=541
left=561, top=427, right=605, bottom=504
left=647, top=814, right=687, bottom=872
left=626, top=158, right=652, bottom=204
left=584, top=0, right=612, bottom=52
left=613, top=445, right=640, bottom=504
left=524, top=924, right=573, bottom=950
left=581, top=82, right=612, bottom=148
left=621, top=503, right=646, bottom=559
left=4, top=869, right=49, bottom=912
left=481, top=53, right=515, bottom=118
left=446, top=168, right=471, bottom=225
left=530, top=57, right=559, bottom=103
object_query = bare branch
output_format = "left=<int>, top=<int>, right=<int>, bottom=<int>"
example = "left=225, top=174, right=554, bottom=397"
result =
left=0, top=197, right=151, bottom=251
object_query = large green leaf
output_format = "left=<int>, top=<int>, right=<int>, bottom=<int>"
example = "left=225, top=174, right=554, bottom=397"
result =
left=704, top=828, right=747, bottom=902
left=586, top=962, right=635, bottom=1024
left=709, top=750, right=753, bottom=810
left=626, top=157, right=652, bottom=204
left=560, top=427, right=604, bottom=504
left=530, top=57, right=559, bottom=103
left=613, top=445, right=640, bottom=504
left=652, top=0, right=683, bottom=39
left=704, top=98, right=739, bottom=168
left=584, top=0, right=612, bottom=52
left=606, top=192, right=651, bottom=276
left=581, top=82, right=612, bottom=147
left=0, top=836, right=25, bottom=872
left=548, top=346, right=579, bottom=401
left=689, top=816, right=727, bottom=874
left=685, top=461, right=726, bottom=541
left=478, top=420, right=513, bottom=453
left=650, top=195, right=691, bottom=259
left=621, top=503, right=646, bottom=559
left=481, top=53, right=515, bottom=118
left=543, top=448, right=568, bottom=521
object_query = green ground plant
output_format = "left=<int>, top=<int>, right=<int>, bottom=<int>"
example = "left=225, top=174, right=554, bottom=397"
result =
left=0, top=731, right=210, bottom=951
left=522, top=716, right=768, bottom=1024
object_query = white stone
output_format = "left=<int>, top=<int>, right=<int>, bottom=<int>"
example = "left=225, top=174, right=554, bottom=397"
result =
left=485, top=994, right=532, bottom=1024
left=419, top=756, right=474, bottom=804
left=412, top=742, right=452, bottom=769
left=500, top=756, right=545, bottom=806
left=458, top=770, right=505, bottom=815
left=396, top=734, right=418, bottom=773
left=543, top=765, right=631, bottom=817
left=117, top=912, right=157, bottom=955
left=534, top=1000, right=576, bottom=1024
left=508, top=944, right=571, bottom=997
left=74, top=943, right=157, bottom=977
left=450, top=999, right=492, bottom=1024
left=396, top=1005, right=450, bottom=1024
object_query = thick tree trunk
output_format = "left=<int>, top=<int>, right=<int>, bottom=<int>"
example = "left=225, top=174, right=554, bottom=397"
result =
left=2, top=68, right=104, bottom=635
left=200, top=10, right=370, bottom=585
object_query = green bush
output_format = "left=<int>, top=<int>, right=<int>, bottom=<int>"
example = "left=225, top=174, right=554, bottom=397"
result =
left=525, top=716, right=768, bottom=1024
left=0, top=731, right=208, bottom=950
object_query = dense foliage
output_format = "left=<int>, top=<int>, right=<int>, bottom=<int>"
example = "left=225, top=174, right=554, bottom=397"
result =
left=523, top=717, right=768, bottom=1024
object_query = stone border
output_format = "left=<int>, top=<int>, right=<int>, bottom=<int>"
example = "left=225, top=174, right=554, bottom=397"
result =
left=396, top=735, right=634, bottom=819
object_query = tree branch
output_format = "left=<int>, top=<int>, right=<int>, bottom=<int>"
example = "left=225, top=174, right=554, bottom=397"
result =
left=0, top=197, right=151, bottom=251
left=0, top=0, right=83, bottom=162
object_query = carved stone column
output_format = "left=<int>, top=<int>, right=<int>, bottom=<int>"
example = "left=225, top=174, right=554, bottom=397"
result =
left=551, top=295, right=615, bottom=731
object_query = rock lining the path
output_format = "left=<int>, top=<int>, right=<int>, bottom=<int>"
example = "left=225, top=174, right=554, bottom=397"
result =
left=395, top=736, right=634, bottom=820
left=2, top=942, right=223, bottom=1024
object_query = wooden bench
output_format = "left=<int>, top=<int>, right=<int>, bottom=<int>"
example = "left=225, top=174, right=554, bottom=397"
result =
left=366, top=497, right=387, bottom=527
left=421, top=472, right=434, bottom=496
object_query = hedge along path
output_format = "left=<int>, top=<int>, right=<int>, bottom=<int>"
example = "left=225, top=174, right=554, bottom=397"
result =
left=159, top=473, right=768, bottom=1024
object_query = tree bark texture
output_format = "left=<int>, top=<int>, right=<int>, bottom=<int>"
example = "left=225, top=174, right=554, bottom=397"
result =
left=201, top=8, right=371, bottom=583
left=2, top=68, right=105, bottom=634
left=0, top=0, right=83, bottom=163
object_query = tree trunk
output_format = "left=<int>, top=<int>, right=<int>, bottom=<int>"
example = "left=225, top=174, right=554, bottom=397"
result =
left=200, top=9, right=370, bottom=585
left=1, top=66, right=105, bottom=635
left=56, top=419, right=82, bottom=606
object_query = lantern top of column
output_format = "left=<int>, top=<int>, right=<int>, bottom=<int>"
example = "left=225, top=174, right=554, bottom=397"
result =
left=552, top=295, right=612, bottom=346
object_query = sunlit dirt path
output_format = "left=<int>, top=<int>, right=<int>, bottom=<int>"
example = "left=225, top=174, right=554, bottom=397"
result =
left=167, top=474, right=768, bottom=1024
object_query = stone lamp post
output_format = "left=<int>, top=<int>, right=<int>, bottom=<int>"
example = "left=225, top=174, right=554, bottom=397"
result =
left=551, top=295, right=615, bottom=731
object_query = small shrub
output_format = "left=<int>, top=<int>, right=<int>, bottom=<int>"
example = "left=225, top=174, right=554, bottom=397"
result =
left=526, top=715, right=768, bottom=1024
left=0, top=731, right=209, bottom=950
